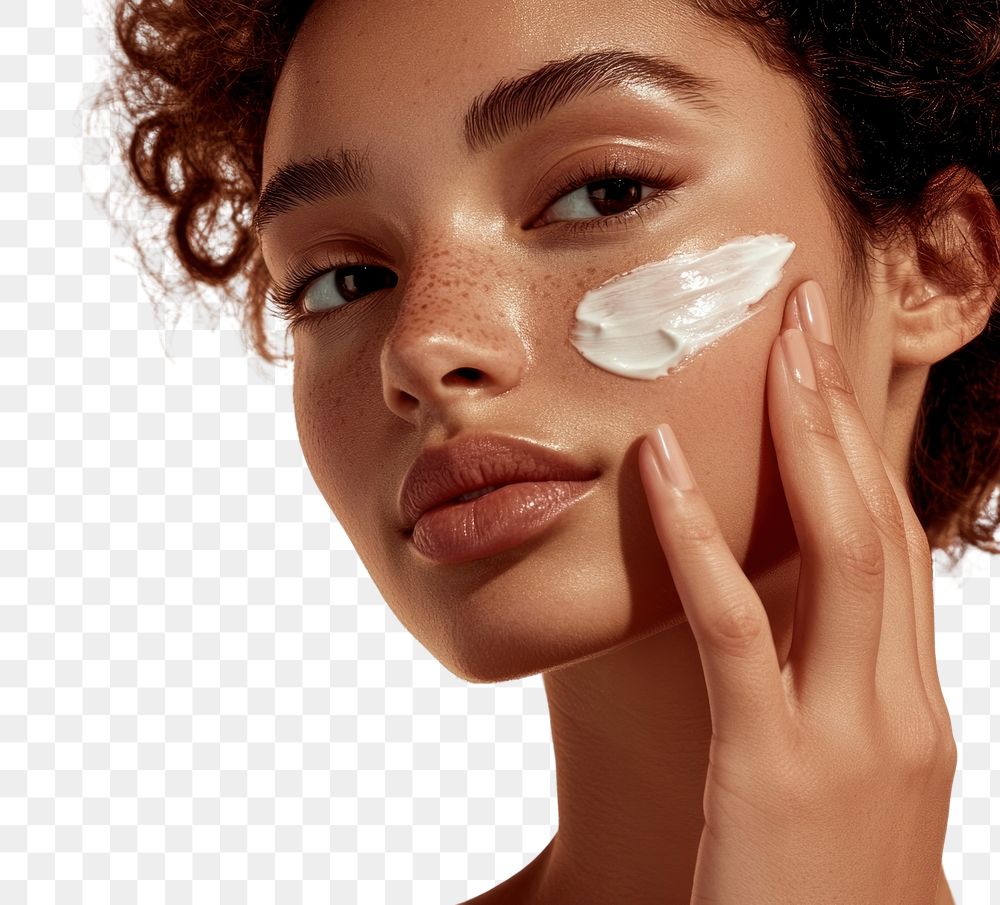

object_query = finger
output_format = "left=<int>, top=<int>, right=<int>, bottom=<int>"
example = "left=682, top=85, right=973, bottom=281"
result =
left=780, top=283, right=925, bottom=710
left=638, top=425, right=790, bottom=747
left=874, top=445, right=950, bottom=726
left=765, top=314, right=885, bottom=716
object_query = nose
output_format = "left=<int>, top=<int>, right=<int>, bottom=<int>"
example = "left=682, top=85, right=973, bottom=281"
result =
left=380, top=250, right=529, bottom=423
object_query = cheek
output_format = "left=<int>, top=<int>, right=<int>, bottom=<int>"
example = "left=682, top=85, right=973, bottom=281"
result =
left=291, top=343, right=384, bottom=530
left=642, top=329, right=797, bottom=596
left=564, top=232, right=801, bottom=568
left=642, top=332, right=776, bottom=560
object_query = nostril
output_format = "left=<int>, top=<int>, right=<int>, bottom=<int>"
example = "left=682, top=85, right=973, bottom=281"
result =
left=447, top=366, right=485, bottom=383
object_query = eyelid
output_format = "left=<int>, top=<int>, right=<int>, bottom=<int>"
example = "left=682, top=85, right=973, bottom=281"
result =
left=526, top=150, right=683, bottom=231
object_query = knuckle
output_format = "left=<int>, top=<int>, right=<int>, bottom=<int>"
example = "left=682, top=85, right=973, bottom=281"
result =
left=912, top=732, right=943, bottom=771
left=673, top=509, right=719, bottom=547
left=863, top=481, right=907, bottom=539
left=831, top=524, right=885, bottom=587
left=941, top=733, right=959, bottom=777
left=927, top=715, right=959, bottom=777
left=893, top=714, right=950, bottom=774
left=708, top=602, right=765, bottom=649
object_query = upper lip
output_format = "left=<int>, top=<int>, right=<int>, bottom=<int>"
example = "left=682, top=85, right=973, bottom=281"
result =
left=398, top=433, right=601, bottom=531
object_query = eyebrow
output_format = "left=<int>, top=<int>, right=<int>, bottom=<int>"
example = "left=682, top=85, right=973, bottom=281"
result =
left=253, top=48, right=723, bottom=236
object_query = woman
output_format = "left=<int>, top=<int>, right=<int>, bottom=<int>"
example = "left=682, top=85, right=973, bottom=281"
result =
left=109, top=0, right=1000, bottom=901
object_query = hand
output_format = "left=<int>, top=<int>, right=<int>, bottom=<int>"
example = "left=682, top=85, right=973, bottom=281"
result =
left=637, top=279, right=958, bottom=904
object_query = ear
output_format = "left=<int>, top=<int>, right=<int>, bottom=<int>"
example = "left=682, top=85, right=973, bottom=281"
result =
left=890, top=166, right=1000, bottom=368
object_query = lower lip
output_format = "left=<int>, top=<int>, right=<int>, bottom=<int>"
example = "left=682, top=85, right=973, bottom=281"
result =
left=408, top=479, right=599, bottom=564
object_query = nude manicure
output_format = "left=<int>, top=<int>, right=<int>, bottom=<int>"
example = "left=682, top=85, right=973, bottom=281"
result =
left=795, top=280, right=833, bottom=344
left=650, top=424, right=695, bottom=491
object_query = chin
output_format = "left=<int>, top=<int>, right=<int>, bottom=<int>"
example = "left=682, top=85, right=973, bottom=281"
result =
left=366, top=528, right=687, bottom=684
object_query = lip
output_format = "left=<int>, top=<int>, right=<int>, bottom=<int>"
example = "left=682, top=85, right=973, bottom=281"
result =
left=398, top=433, right=601, bottom=563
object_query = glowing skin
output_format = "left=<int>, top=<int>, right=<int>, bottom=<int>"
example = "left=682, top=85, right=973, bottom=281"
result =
left=571, top=233, right=796, bottom=378
left=256, top=0, right=970, bottom=901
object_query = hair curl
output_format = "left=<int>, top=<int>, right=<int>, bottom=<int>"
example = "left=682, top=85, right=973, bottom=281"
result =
left=104, top=0, right=1000, bottom=564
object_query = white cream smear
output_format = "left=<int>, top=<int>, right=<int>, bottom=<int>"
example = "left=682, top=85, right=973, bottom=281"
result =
left=570, top=233, right=796, bottom=379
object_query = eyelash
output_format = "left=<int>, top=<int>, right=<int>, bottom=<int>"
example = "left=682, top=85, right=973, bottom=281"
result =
left=266, top=153, right=683, bottom=332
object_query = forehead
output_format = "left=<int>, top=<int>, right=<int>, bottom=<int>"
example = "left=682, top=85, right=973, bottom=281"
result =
left=261, top=0, right=772, bottom=177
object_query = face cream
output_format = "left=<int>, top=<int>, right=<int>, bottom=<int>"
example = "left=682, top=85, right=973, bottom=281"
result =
left=570, top=233, right=796, bottom=379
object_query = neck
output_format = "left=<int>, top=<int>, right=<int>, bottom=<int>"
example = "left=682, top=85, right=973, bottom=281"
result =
left=532, top=555, right=801, bottom=904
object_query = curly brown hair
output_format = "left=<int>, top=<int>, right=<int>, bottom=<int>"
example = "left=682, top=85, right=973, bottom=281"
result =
left=104, top=0, right=1000, bottom=564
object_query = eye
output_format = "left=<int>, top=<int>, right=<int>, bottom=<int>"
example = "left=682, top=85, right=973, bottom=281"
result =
left=267, top=152, right=682, bottom=332
left=541, top=177, right=659, bottom=223
left=532, top=152, right=683, bottom=231
left=267, top=251, right=398, bottom=332
left=299, top=265, right=397, bottom=313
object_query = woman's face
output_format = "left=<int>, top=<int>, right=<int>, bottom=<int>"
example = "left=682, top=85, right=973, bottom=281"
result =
left=259, top=0, right=885, bottom=682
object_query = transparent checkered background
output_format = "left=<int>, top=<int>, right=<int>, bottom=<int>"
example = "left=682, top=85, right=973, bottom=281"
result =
left=0, top=2, right=997, bottom=902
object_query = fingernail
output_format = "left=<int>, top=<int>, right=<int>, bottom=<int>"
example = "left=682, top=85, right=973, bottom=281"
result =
left=780, top=327, right=817, bottom=391
left=648, top=424, right=695, bottom=491
left=795, top=280, right=833, bottom=345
